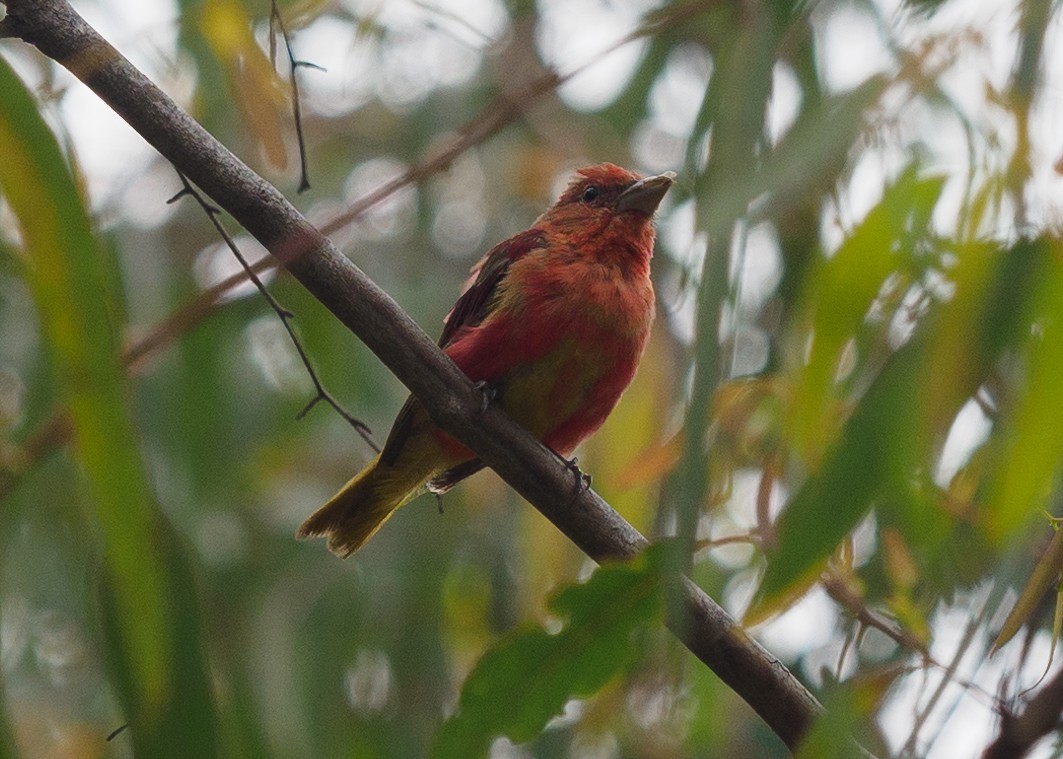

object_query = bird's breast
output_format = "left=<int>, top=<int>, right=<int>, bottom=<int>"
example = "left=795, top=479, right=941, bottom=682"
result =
left=478, top=253, right=655, bottom=451
left=506, top=251, right=655, bottom=340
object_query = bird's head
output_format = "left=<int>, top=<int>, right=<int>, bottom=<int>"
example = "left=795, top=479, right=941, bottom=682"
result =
left=538, top=163, right=675, bottom=264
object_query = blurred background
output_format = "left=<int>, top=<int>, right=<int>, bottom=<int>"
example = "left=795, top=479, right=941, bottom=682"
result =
left=3, top=0, right=1063, bottom=756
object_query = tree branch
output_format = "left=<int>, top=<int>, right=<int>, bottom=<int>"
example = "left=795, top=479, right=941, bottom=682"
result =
left=0, top=0, right=823, bottom=749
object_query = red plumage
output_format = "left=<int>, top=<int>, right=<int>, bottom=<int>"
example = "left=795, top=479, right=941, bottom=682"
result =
left=298, top=163, right=675, bottom=557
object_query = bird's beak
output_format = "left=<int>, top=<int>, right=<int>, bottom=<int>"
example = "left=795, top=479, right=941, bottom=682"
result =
left=616, top=171, right=676, bottom=216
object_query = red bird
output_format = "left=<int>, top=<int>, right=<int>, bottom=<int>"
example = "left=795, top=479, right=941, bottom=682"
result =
left=298, top=163, right=675, bottom=557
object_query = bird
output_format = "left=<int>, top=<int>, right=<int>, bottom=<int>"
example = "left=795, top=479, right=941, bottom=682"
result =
left=297, top=163, right=675, bottom=557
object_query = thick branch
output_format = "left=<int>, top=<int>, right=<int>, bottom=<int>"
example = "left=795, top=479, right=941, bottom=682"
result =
left=1, top=0, right=822, bottom=749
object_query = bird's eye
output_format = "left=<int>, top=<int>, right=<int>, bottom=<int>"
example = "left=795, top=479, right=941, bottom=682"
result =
left=581, top=185, right=600, bottom=204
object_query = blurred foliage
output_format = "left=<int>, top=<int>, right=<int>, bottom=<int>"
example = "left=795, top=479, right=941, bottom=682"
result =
left=433, top=550, right=664, bottom=758
left=4, top=0, right=1063, bottom=757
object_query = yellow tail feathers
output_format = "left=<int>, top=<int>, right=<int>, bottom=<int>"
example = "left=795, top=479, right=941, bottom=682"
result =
left=296, top=453, right=431, bottom=558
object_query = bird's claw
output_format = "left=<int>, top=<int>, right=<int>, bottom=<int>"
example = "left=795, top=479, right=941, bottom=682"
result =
left=435, top=492, right=444, bottom=515
left=473, top=381, right=498, bottom=413
left=561, top=455, right=591, bottom=494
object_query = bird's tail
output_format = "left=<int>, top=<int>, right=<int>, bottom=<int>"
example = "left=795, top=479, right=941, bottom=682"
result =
left=296, top=453, right=435, bottom=558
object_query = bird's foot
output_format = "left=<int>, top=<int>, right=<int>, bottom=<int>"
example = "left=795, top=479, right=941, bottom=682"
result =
left=473, top=381, right=498, bottom=413
left=434, top=492, right=444, bottom=515
left=553, top=452, right=591, bottom=494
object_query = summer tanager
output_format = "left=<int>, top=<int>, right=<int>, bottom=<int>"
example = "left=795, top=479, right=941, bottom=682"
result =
left=298, top=163, right=675, bottom=557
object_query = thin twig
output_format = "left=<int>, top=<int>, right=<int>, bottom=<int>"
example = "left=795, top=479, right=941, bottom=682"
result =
left=269, top=0, right=322, bottom=194
left=168, top=171, right=377, bottom=450
left=123, top=257, right=276, bottom=374
left=904, top=586, right=997, bottom=757
left=821, top=570, right=928, bottom=656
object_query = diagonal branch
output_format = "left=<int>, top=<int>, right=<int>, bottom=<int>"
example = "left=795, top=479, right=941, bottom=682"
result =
left=2, top=7, right=577, bottom=497
left=0, top=0, right=825, bottom=750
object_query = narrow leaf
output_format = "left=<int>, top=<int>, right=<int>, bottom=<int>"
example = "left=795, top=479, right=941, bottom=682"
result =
left=984, top=242, right=1063, bottom=540
left=755, top=239, right=1049, bottom=616
left=788, top=166, right=944, bottom=463
left=0, top=56, right=221, bottom=754
left=200, top=0, right=289, bottom=169
left=992, top=526, right=1063, bottom=652
left=753, top=334, right=926, bottom=618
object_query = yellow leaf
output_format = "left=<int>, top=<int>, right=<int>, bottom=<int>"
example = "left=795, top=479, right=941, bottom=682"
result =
left=200, top=0, right=289, bottom=169
left=992, top=526, right=1063, bottom=652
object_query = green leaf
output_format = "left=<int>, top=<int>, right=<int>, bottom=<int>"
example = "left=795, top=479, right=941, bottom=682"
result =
left=754, top=239, right=1050, bottom=615
left=984, top=243, right=1063, bottom=540
left=0, top=635, right=16, bottom=759
left=754, top=333, right=928, bottom=616
left=0, top=52, right=170, bottom=714
left=97, top=520, right=224, bottom=758
left=431, top=553, right=665, bottom=759
left=788, top=166, right=944, bottom=462
left=993, top=524, right=1063, bottom=651
left=0, top=56, right=221, bottom=754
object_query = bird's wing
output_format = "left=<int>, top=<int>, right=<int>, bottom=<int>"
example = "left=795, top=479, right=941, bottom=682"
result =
left=379, top=229, right=546, bottom=466
left=438, top=228, right=547, bottom=348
